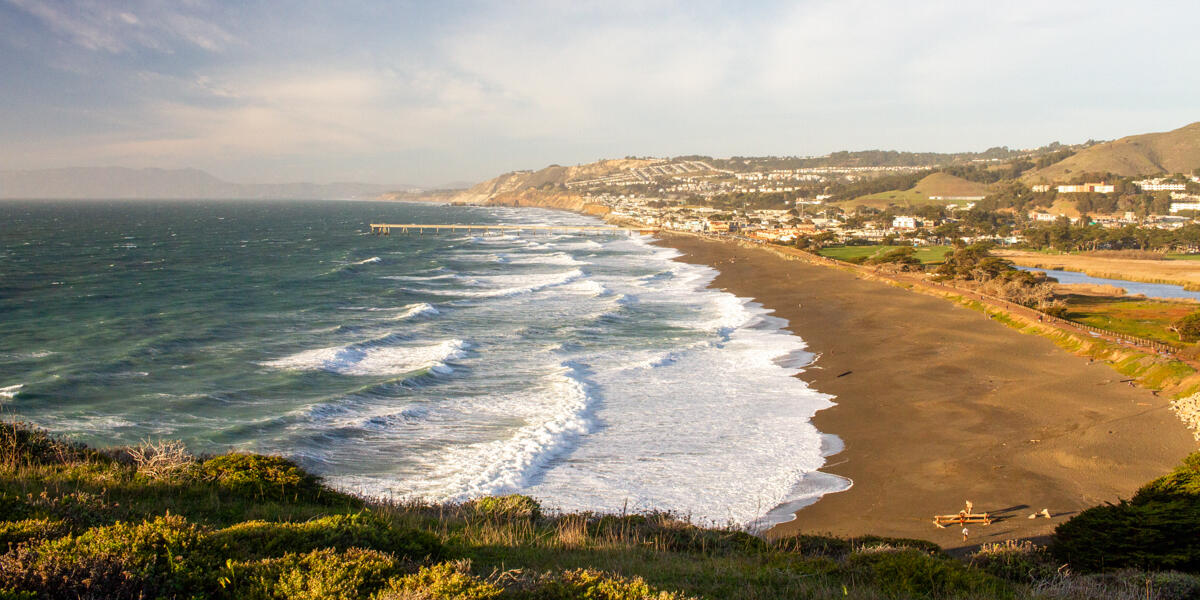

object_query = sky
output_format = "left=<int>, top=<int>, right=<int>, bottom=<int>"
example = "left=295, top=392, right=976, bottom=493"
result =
left=2, top=1, right=1199, bottom=187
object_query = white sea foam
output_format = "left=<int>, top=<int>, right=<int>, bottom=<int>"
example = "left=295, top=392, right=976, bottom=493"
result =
left=415, top=269, right=584, bottom=299
left=352, top=256, right=381, bottom=265
left=380, top=273, right=461, bottom=282
left=501, top=252, right=583, bottom=266
left=263, top=338, right=468, bottom=376
left=430, top=363, right=599, bottom=499
left=0, top=384, right=21, bottom=400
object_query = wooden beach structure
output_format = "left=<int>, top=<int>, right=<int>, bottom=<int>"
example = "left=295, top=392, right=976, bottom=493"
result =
left=369, top=223, right=657, bottom=236
left=932, top=501, right=993, bottom=528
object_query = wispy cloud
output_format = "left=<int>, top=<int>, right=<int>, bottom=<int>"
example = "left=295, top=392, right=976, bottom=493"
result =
left=4, top=0, right=235, bottom=53
left=0, top=0, right=1197, bottom=185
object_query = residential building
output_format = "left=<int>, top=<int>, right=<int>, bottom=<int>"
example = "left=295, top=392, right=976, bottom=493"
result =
left=1056, top=183, right=1115, bottom=193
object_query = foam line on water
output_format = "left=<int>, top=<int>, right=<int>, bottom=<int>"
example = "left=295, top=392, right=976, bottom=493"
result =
left=262, top=338, right=468, bottom=376
left=409, top=269, right=585, bottom=299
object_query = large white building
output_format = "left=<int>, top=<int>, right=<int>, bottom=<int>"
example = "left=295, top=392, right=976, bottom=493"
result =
left=1170, top=202, right=1200, bottom=213
left=1135, top=179, right=1187, bottom=192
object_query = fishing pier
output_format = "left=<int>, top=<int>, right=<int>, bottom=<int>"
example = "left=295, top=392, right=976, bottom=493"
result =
left=369, top=223, right=657, bottom=236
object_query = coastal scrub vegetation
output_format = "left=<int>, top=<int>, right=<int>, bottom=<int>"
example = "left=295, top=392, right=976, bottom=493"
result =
left=3, top=420, right=1200, bottom=599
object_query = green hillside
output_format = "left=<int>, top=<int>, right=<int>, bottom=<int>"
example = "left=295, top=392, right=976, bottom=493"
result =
left=1024, top=121, right=1200, bottom=182
left=3, top=420, right=1199, bottom=599
left=838, top=172, right=991, bottom=209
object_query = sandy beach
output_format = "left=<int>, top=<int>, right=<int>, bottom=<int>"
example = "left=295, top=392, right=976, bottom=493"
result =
left=655, top=233, right=1196, bottom=550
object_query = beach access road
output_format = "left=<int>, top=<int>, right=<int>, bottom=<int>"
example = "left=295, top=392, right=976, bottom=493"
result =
left=656, top=233, right=1196, bottom=551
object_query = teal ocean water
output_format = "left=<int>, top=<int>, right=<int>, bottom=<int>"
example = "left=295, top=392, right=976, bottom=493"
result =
left=0, top=199, right=844, bottom=527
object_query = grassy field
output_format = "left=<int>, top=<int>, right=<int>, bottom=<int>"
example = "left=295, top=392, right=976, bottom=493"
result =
left=820, top=244, right=953, bottom=265
left=1167, top=253, right=1200, bottom=261
left=3, top=421, right=1199, bottom=599
left=1062, top=295, right=1198, bottom=346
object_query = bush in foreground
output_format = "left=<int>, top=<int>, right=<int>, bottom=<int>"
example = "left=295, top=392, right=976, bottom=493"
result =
left=468, top=494, right=543, bottom=522
left=220, top=547, right=401, bottom=600
left=849, top=547, right=1012, bottom=599
left=1051, top=451, right=1200, bottom=572
left=201, top=453, right=327, bottom=502
left=208, top=512, right=443, bottom=562
left=0, top=514, right=209, bottom=599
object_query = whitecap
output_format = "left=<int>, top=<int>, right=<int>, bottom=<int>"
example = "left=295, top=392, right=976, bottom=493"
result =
left=394, top=303, right=440, bottom=320
left=263, top=338, right=468, bottom=376
left=0, top=384, right=22, bottom=400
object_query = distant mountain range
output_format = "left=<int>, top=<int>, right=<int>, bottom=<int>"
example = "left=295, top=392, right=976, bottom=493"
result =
left=1023, top=121, right=1200, bottom=182
left=0, top=167, right=415, bottom=200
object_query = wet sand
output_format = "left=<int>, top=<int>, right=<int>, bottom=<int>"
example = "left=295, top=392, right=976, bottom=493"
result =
left=656, top=234, right=1195, bottom=550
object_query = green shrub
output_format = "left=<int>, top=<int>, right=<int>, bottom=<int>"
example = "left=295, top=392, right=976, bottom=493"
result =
left=1135, top=452, right=1200, bottom=501
left=208, top=512, right=443, bottom=561
left=1050, top=498, right=1200, bottom=572
left=867, top=246, right=921, bottom=267
left=1051, top=451, right=1200, bottom=572
left=0, top=589, right=35, bottom=600
left=0, top=519, right=70, bottom=550
left=0, top=514, right=209, bottom=599
left=220, top=547, right=400, bottom=600
left=201, top=453, right=325, bottom=501
left=375, top=560, right=501, bottom=600
left=849, top=548, right=1012, bottom=599
left=468, top=495, right=542, bottom=521
left=517, top=568, right=696, bottom=600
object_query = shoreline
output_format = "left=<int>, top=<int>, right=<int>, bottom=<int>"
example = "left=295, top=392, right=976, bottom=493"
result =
left=652, top=232, right=1196, bottom=550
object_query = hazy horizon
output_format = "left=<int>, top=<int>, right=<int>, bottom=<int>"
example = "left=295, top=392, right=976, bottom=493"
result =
left=3, top=1, right=1198, bottom=187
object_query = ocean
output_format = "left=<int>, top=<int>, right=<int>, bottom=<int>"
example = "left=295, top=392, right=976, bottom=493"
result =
left=0, top=199, right=845, bottom=528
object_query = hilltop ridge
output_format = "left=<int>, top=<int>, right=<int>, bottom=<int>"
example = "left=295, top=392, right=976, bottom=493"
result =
left=450, top=159, right=659, bottom=204
left=1024, top=121, right=1200, bottom=182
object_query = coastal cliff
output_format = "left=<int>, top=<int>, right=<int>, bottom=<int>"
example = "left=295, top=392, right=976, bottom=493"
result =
left=484, top=188, right=611, bottom=216
left=443, top=158, right=655, bottom=216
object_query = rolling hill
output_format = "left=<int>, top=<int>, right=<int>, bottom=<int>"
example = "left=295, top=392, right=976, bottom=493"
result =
left=839, top=172, right=992, bottom=209
left=1023, top=121, right=1200, bottom=182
